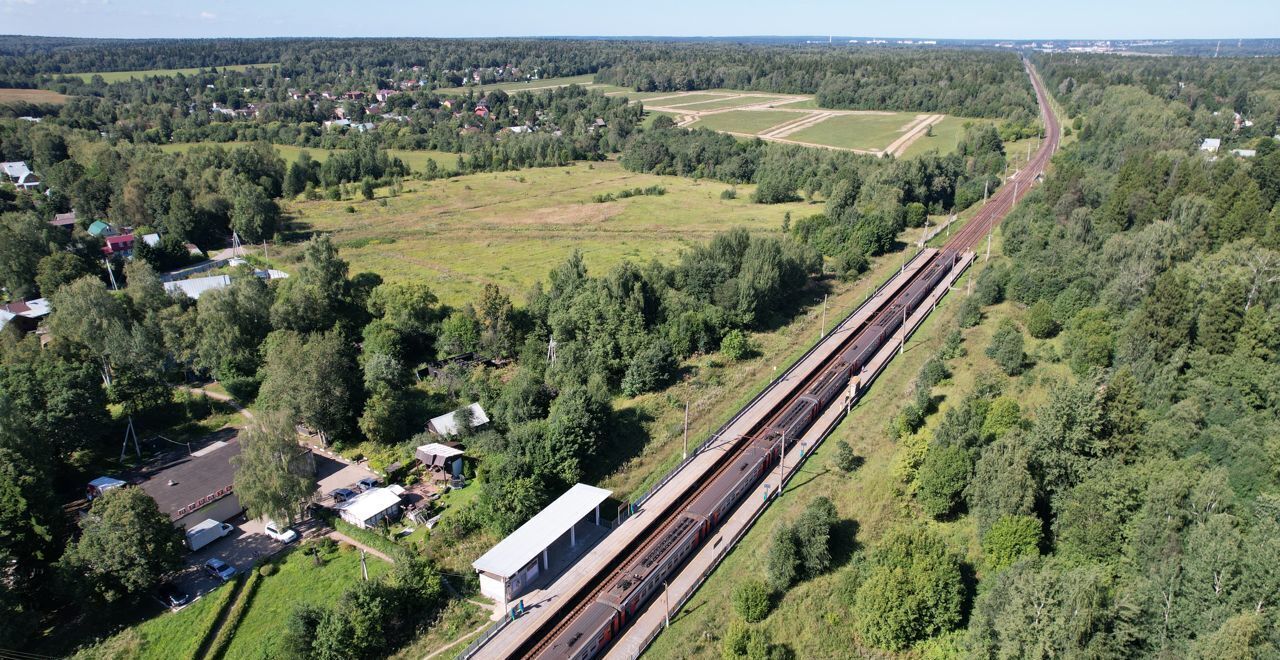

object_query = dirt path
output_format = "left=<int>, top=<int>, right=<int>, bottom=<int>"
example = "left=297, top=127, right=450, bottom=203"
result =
left=327, top=530, right=396, bottom=563
left=884, top=114, right=945, bottom=157
left=423, top=622, right=492, bottom=660
left=760, top=111, right=836, bottom=139
left=181, top=385, right=254, bottom=421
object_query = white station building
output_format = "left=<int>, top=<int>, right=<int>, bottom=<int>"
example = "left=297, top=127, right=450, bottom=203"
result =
left=472, top=483, right=612, bottom=609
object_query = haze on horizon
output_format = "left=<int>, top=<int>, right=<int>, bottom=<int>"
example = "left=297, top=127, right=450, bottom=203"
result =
left=1, top=0, right=1277, bottom=41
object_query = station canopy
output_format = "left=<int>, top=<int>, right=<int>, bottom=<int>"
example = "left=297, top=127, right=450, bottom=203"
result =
left=472, top=483, right=612, bottom=578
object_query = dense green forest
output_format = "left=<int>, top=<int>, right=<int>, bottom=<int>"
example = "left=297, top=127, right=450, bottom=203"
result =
left=839, top=55, right=1280, bottom=657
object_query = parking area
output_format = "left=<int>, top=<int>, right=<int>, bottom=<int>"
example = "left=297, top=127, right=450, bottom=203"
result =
left=170, top=516, right=285, bottom=597
left=314, top=454, right=378, bottom=505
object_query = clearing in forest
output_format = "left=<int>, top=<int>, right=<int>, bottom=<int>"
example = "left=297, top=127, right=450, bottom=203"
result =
left=0, top=88, right=70, bottom=105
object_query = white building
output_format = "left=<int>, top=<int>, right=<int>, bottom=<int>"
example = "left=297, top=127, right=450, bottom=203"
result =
left=472, top=483, right=612, bottom=609
left=1200, top=138, right=1222, bottom=153
left=337, top=487, right=403, bottom=529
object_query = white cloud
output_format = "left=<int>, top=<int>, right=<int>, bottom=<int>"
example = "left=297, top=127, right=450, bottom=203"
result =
left=200, top=10, right=216, bottom=19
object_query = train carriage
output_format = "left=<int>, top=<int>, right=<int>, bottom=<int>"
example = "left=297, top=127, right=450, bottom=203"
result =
left=535, top=601, right=622, bottom=660
left=686, top=445, right=772, bottom=526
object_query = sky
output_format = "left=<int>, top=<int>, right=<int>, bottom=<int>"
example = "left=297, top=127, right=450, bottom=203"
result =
left=1, top=0, right=1277, bottom=40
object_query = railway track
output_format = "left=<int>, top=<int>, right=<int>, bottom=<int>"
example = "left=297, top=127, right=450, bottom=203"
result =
left=944, top=57, right=1060, bottom=252
left=480, top=58, right=1061, bottom=660
left=516, top=250, right=957, bottom=659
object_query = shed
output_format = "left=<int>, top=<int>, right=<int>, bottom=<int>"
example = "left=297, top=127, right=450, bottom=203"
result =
left=427, top=403, right=489, bottom=437
left=473, top=483, right=612, bottom=608
left=86, top=476, right=127, bottom=500
left=164, top=275, right=232, bottom=300
left=87, top=220, right=115, bottom=237
left=50, top=212, right=76, bottom=229
left=415, top=442, right=464, bottom=480
left=1200, top=138, right=1222, bottom=153
left=337, top=487, right=403, bottom=529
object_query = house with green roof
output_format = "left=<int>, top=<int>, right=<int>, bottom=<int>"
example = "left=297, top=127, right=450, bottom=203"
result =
left=87, top=220, right=116, bottom=237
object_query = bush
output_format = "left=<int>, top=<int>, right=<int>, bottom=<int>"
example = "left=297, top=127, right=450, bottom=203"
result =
left=721, top=329, right=755, bottom=361
left=916, top=444, right=972, bottom=519
left=1026, top=299, right=1060, bottom=339
left=833, top=440, right=863, bottom=472
left=258, top=563, right=278, bottom=577
left=956, top=296, right=983, bottom=328
left=721, top=188, right=738, bottom=200
left=853, top=527, right=964, bottom=651
left=939, top=329, right=966, bottom=359
left=981, top=514, right=1042, bottom=571
left=986, top=320, right=1026, bottom=376
left=621, top=340, right=678, bottom=396
left=731, top=579, right=773, bottom=622
left=766, top=525, right=801, bottom=591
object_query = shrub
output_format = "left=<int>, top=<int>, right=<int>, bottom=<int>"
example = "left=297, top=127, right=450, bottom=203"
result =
left=259, top=563, right=278, bottom=577
left=732, top=579, right=773, bottom=622
left=956, top=296, right=982, bottom=328
left=939, top=329, right=966, bottom=359
left=766, top=525, right=801, bottom=591
left=833, top=440, right=863, bottom=472
left=916, top=444, right=972, bottom=519
left=721, top=188, right=738, bottom=200
left=721, top=329, right=755, bottom=361
left=981, top=514, right=1042, bottom=571
left=986, top=320, right=1026, bottom=376
left=853, top=527, right=964, bottom=651
left=1026, top=299, right=1060, bottom=339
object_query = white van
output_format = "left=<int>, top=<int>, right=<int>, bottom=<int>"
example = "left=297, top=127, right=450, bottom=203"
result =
left=185, top=519, right=234, bottom=551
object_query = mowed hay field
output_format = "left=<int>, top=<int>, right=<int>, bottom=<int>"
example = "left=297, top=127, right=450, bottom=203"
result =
left=688, top=110, right=804, bottom=135
left=0, top=88, right=70, bottom=104
left=66, top=63, right=277, bottom=83
left=433, top=73, right=601, bottom=95
left=786, top=111, right=922, bottom=151
left=281, top=160, right=809, bottom=306
left=897, top=115, right=988, bottom=159
left=158, top=142, right=458, bottom=174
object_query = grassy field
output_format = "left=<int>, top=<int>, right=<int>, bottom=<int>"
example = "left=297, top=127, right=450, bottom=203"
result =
left=432, top=74, right=597, bottom=95
left=275, top=159, right=809, bottom=307
left=158, top=142, right=458, bottom=174
left=222, top=543, right=390, bottom=660
left=0, top=88, right=70, bottom=105
left=664, top=94, right=793, bottom=112
left=688, top=110, right=801, bottom=135
left=787, top=112, right=922, bottom=151
left=898, top=116, right=992, bottom=159
left=66, top=63, right=277, bottom=83
left=72, top=578, right=237, bottom=660
left=645, top=93, right=740, bottom=108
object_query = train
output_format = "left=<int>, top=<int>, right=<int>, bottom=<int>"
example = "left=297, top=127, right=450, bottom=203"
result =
left=533, top=249, right=959, bottom=660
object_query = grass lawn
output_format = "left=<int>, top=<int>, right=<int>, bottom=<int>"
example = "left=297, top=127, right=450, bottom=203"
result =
left=66, top=63, right=276, bottom=83
left=0, top=88, right=70, bottom=104
left=222, top=543, right=391, bottom=660
left=645, top=93, right=740, bottom=108
left=432, top=74, right=597, bottom=95
left=158, top=142, right=458, bottom=175
left=688, top=110, right=800, bottom=135
left=787, top=112, right=922, bottom=151
left=275, top=160, right=808, bottom=306
left=71, top=579, right=237, bottom=660
left=898, top=116, right=993, bottom=159
left=390, top=600, right=492, bottom=660
left=665, top=95, right=794, bottom=111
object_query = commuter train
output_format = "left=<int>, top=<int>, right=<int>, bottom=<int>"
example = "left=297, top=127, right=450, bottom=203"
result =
left=534, top=250, right=959, bottom=660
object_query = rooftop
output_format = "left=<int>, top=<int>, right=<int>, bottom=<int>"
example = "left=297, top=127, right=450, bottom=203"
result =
left=473, top=483, right=612, bottom=579
left=338, top=487, right=402, bottom=522
left=428, top=402, right=490, bottom=437
left=164, top=275, right=232, bottom=300
left=136, top=439, right=240, bottom=521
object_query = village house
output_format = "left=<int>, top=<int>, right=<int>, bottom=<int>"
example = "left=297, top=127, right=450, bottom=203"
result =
left=49, top=211, right=77, bottom=230
left=1, top=161, right=41, bottom=190
left=0, top=298, right=50, bottom=334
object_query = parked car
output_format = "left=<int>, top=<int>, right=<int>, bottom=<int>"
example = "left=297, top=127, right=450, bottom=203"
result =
left=156, top=582, right=191, bottom=609
left=264, top=520, right=299, bottom=544
left=203, top=558, right=236, bottom=582
left=329, top=487, right=356, bottom=503
left=355, top=477, right=380, bottom=492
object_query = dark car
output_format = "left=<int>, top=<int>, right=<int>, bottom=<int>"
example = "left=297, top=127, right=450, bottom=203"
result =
left=329, top=487, right=356, bottom=503
left=355, top=477, right=380, bottom=492
left=157, top=583, right=191, bottom=609
left=203, top=557, right=237, bottom=582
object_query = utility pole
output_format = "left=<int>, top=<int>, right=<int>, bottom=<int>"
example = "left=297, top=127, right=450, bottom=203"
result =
left=986, top=231, right=993, bottom=262
left=104, top=258, right=118, bottom=291
left=820, top=294, right=827, bottom=339
left=683, top=401, right=689, bottom=460
left=984, top=179, right=989, bottom=203
left=360, top=549, right=369, bottom=581
left=776, top=433, right=785, bottom=499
